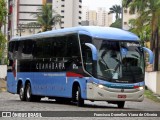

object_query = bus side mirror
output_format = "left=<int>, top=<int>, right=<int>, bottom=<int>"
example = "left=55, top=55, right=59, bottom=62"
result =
left=85, top=43, right=98, bottom=61
left=143, top=47, right=154, bottom=64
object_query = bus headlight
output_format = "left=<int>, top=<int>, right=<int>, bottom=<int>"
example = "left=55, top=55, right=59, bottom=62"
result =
left=139, top=86, right=144, bottom=90
left=98, top=84, right=104, bottom=89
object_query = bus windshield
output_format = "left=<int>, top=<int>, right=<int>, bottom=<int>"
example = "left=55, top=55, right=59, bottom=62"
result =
left=93, top=39, right=144, bottom=83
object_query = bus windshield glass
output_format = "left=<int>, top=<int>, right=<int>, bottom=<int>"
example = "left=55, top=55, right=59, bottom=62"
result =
left=93, top=39, right=144, bottom=83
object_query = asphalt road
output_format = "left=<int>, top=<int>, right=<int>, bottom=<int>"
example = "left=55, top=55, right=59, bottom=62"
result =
left=0, top=91, right=160, bottom=120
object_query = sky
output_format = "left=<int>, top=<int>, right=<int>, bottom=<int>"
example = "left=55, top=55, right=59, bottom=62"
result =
left=82, top=0, right=122, bottom=11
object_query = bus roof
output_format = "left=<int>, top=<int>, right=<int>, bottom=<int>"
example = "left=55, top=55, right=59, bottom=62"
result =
left=11, top=26, right=140, bottom=41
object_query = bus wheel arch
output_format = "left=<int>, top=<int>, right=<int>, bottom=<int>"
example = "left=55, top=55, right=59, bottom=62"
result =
left=72, top=82, right=84, bottom=107
left=17, top=80, right=26, bottom=101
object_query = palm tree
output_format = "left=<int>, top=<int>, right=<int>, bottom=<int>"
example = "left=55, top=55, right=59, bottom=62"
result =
left=109, top=5, right=122, bottom=20
left=33, top=3, right=61, bottom=32
left=122, top=0, right=160, bottom=71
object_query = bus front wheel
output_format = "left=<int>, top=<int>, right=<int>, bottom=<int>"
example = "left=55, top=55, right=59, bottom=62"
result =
left=117, top=101, right=125, bottom=108
left=76, top=86, right=84, bottom=107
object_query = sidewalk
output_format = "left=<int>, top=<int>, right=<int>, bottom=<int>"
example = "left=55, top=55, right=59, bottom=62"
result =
left=0, top=79, right=6, bottom=92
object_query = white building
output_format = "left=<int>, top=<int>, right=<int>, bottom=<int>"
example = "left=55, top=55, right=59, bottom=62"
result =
left=9, top=0, right=46, bottom=37
left=53, top=0, right=82, bottom=29
left=9, top=0, right=82, bottom=37
left=88, top=10, right=97, bottom=26
left=97, top=7, right=113, bottom=27
left=82, top=6, right=89, bottom=21
left=122, top=8, right=138, bottom=30
left=82, top=7, right=113, bottom=27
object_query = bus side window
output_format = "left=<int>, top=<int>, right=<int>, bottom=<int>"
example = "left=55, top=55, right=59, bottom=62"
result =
left=33, top=39, right=43, bottom=58
left=54, top=36, right=67, bottom=57
left=43, top=38, right=53, bottom=58
left=13, top=41, right=19, bottom=59
left=8, top=41, right=14, bottom=60
left=66, top=34, right=81, bottom=70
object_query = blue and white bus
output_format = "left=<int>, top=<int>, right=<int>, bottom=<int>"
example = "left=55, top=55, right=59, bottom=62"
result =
left=7, top=26, right=153, bottom=108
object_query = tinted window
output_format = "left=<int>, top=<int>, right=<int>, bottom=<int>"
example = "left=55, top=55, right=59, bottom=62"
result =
left=43, top=38, right=54, bottom=58
left=33, top=39, right=43, bottom=58
left=66, top=34, right=80, bottom=57
left=80, top=35, right=92, bottom=74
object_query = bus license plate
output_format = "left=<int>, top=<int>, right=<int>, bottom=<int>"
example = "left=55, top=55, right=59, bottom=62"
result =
left=118, top=95, right=126, bottom=98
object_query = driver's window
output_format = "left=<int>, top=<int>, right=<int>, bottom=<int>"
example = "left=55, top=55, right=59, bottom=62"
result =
left=79, top=35, right=92, bottom=74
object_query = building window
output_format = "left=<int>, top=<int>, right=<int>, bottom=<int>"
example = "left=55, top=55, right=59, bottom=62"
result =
left=79, top=22, right=81, bottom=25
left=79, top=0, right=82, bottom=2
left=61, top=16, right=64, bottom=18
left=61, top=0, right=65, bottom=1
left=47, top=0, right=52, bottom=3
left=61, top=22, right=64, bottom=24
left=124, top=22, right=127, bottom=25
left=79, top=11, right=82, bottom=14
left=124, top=9, right=127, bottom=13
left=61, top=5, right=65, bottom=7
left=79, top=16, right=81, bottom=19
left=79, top=5, right=82, bottom=8
left=61, top=10, right=64, bottom=13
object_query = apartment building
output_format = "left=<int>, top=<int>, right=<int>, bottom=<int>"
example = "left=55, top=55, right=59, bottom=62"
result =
left=88, top=10, right=97, bottom=26
left=122, top=8, right=138, bottom=30
left=8, top=0, right=82, bottom=37
left=53, top=0, right=82, bottom=29
left=82, top=7, right=113, bottom=27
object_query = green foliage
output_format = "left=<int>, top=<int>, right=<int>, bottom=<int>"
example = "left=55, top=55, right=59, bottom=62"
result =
left=0, top=32, right=7, bottom=64
left=110, top=19, right=122, bottom=29
left=145, top=90, right=160, bottom=103
left=0, top=0, right=7, bottom=29
left=122, top=0, right=160, bottom=71
left=0, top=0, right=7, bottom=64
left=33, top=3, right=61, bottom=32
left=129, top=18, right=151, bottom=46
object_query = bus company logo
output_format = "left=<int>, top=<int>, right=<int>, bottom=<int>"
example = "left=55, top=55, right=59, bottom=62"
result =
left=127, top=43, right=140, bottom=47
left=36, top=62, right=65, bottom=70
left=2, top=112, right=11, bottom=117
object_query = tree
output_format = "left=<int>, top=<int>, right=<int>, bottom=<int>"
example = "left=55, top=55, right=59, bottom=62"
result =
left=0, top=0, right=7, bottom=64
left=33, top=3, right=61, bottom=32
left=128, top=18, right=151, bottom=46
left=122, top=0, right=160, bottom=71
left=110, top=18, right=122, bottom=28
left=0, top=0, right=7, bottom=30
left=109, top=5, right=122, bottom=20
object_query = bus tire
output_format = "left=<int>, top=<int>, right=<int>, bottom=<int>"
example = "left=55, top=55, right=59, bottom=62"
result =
left=117, top=101, right=125, bottom=108
left=25, top=83, right=34, bottom=102
left=19, top=84, right=26, bottom=101
left=76, top=86, right=84, bottom=107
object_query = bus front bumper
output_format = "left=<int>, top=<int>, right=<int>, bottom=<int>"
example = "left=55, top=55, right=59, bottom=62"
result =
left=86, top=83, right=144, bottom=102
